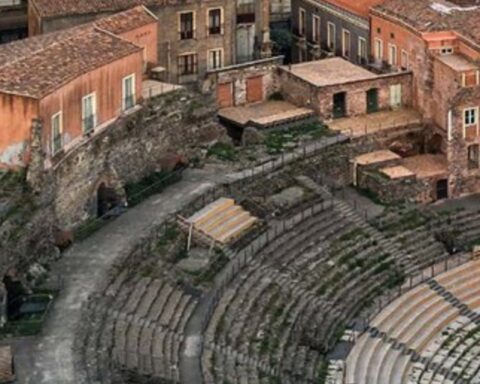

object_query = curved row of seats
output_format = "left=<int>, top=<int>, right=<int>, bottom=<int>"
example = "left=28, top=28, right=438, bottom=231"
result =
left=202, top=197, right=411, bottom=383
left=80, top=266, right=197, bottom=383
left=346, top=258, right=480, bottom=384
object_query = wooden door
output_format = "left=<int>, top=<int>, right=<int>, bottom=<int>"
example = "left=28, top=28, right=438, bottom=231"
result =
left=246, top=76, right=263, bottom=103
left=217, top=82, right=234, bottom=108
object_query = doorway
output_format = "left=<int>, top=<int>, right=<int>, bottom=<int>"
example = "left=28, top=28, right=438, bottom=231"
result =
left=390, top=84, right=402, bottom=109
left=366, top=89, right=379, bottom=114
left=333, top=92, right=346, bottom=118
left=97, top=183, right=121, bottom=217
left=436, top=179, right=449, bottom=200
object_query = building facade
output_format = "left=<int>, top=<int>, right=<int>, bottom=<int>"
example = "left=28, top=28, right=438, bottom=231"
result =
left=291, top=0, right=384, bottom=64
left=0, top=6, right=157, bottom=168
left=28, top=0, right=271, bottom=84
left=0, top=0, right=27, bottom=43
left=370, top=0, right=480, bottom=198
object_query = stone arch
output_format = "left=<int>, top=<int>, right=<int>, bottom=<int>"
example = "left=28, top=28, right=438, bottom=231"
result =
left=88, top=167, right=126, bottom=218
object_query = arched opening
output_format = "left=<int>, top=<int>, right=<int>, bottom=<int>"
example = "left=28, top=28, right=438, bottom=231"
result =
left=96, top=183, right=122, bottom=218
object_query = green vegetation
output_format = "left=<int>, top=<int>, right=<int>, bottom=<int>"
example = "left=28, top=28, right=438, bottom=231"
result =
left=0, top=292, right=53, bottom=338
left=265, top=122, right=332, bottom=154
left=207, top=142, right=237, bottom=161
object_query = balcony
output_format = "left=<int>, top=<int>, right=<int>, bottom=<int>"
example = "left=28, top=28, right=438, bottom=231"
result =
left=237, top=3, right=255, bottom=24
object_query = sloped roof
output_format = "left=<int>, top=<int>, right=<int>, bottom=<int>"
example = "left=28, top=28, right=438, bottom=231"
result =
left=373, top=0, right=480, bottom=48
left=0, top=6, right=155, bottom=98
left=31, top=0, right=179, bottom=18
left=322, top=0, right=386, bottom=18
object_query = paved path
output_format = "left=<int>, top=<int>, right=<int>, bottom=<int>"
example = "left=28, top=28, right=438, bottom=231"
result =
left=14, top=169, right=220, bottom=384
left=10, top=134, right=346, bottom=384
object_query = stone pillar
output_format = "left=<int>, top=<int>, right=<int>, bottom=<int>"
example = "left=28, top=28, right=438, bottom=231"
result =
left=255, top=0, right=271, bottom=58
left=26, top=118, right=45, bottom=193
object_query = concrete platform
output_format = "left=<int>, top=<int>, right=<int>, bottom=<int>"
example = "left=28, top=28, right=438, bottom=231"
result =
left=354, top=150, right=400, bottom=166
left=380, top=165, right=415, bottom=180
left=142, top=80, right=183, bottom=99
left=401, top=154, right=449, bottom=179
left=328, top=109, right=422, bottom=138
left=218, top=100, right=315, bottom=129
left=281, top=58, right=377, bottom=87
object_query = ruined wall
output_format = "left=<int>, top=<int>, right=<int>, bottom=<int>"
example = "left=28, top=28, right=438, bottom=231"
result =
left=39, top=89, right=226, bottom=229
left=204, top=57, right=283, bottom=107
left=357, top=169, right=433, bottom=204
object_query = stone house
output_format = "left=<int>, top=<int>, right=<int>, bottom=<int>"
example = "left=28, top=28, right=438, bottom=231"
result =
left=370, top=0, right=480, bottom=198
left=0, top=6, right=158, bottom=168
left=28, top=0, right=272, bottom=84
left=278, top=57, right=412, bottom=119
left=0, top=0, right=27, bottom=43
left=291, top=0, right=385, bottom=64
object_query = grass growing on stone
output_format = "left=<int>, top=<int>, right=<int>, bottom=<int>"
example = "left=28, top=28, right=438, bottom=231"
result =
left=207, top=142, right=237, bottom=161
left=265, top=122, right=332, bottom=155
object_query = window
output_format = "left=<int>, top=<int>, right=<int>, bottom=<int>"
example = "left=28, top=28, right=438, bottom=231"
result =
left=358, top=37, right=367, bottom=62
left=388, top=43, right=397, bottom=66
left=312, top=15, right=320, bottom=43
left=208, top=8, right=222, bottom=35
left=374, top=38, right=383, bottom=62
left=208, top=48, right=223, bottom=69
left=327, top=22, right=335, bottom=51
left=51, top=112, right=62, bottom=155
left=468, top=144, right=480, bottom=169
left=401, top=50, right=409, bottom=70
left=342, top=29, right=351, bottom=57
left=299, top=8, right=306, bottom=36
left=82, top=93, right=96, bottom=134
left=122, top=74, right=135, bottom=111
left=464, top=107, right=478, bottom=126
left=179, top=11, right=194, bottom=40
left=390, top=32, right=395, bottom=39
left=441, top=47, right=453, bottom=55
left=178, top=53, right=198, bottom=75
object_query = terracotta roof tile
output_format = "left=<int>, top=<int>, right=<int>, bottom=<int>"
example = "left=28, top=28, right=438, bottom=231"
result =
left=31, top=0, right=174, bottom=18
left=322, top=0, right=386, bottom=18
left=0, top=7, right=153, bottom=98
left=373, top=0, right=480, bottom=47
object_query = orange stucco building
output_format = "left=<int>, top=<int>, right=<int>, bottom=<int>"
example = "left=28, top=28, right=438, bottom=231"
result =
left=369, top=0, right=480, bottom=198
left=0, top=6, right=158, bottom=168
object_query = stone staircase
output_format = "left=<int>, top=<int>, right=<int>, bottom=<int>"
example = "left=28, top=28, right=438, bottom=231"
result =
left=183, top=198, right=258, bottom=245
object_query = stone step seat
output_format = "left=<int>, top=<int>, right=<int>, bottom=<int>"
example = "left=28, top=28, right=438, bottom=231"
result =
left=217, top=265, right=275, bottom=347
left=400, top=296, right=480, bottom=384
left=347, top=260, right=480, bottom=384
left=123, top=277, right=152, bottom=315
left=158, top=289, right=184, bottom=327
left=210, top=265, right=267, bottom=346
left=147, top=282, right=175, bottom=322
left=228, top=271, right=280, bottom=350
left=198, top=205, right=245, bottom=233
left=260, top=207, right=338, bottom=259
left=104, top=269, right=130, bottom=298
left=418, top=319, right=478, bottom=383
left=188, top=197, right=235, bottom=226
left=134, top=279, right=163, bottom=319
left=276, top=218, right=351, bottom=272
